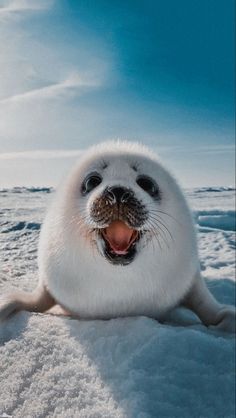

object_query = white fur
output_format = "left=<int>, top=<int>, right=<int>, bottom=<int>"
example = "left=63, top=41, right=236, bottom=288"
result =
left=1, top=141, right=235, bottom=332
left=37, top=141, right=199, bottom=319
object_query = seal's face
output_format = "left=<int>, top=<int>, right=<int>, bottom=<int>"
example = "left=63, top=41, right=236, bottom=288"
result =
left=89, top=185, right=149, bottom=265
left=76, top=151, right=164, bottom=266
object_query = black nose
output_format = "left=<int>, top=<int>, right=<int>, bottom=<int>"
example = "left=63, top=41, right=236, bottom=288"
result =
left=106, top=186, right=134, bottom=203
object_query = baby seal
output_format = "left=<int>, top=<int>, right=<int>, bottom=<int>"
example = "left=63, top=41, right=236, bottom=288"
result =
left=0, top=141, right=235, bottom=332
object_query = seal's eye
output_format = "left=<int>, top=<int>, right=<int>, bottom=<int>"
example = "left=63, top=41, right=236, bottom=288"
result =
left=136, top=175, right=159, bottom=198
left=81, top=173, right=102, bottom=195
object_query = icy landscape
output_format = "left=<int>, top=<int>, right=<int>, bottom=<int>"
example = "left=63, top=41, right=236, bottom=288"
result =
left=0, top=186, right=235, bottom=418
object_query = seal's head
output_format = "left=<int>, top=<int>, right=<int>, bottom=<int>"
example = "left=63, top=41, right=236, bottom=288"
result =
left=64, top=141, right=181, bottom=266
left=38, top=141, right=199, bottom=319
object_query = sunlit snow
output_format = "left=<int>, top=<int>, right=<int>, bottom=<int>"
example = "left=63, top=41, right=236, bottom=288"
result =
left=0, top=187, right=235, bottom=417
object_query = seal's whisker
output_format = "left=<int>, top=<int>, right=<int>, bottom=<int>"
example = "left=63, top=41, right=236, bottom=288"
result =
left=151, top=216, right=172, bottom=248
left=145, top=218, right=168, bottom=250
left=147, top=207, right=181, bottom=226
left=151, top=228, right=162, bottom=252
left=145, top=222, right=162, bottom=251
left=148, top=214, right=174, bottom=243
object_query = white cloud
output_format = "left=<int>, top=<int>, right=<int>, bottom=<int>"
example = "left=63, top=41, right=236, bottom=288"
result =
left=0, top=149, right=82, bottom=160
left=0, top=0, right=53, bottom=16
left=0, top=0, right=112, bottom=152
left=157, top=144, right=235, bottom=155
left=0, top=73, right=99, bottom=105
left=0, top=144, right=234, bottom=162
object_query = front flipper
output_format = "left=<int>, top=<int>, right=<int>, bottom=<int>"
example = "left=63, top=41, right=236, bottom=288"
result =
left=0, top=285, right=55, bottom=321
left=210, top=305, right=236, bottom=333
left=183, top=273, right=235, bottom=333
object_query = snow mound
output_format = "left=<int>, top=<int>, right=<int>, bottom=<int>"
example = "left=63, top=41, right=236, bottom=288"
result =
left=194, top=186, right=235, bottom=193
left=0, top=280, right=235, bottom=418
left=1, top=221, right=41, bottom=233
left=195, top=210, right=235, bottom=231
left=0, top=187, right=53, bottom=194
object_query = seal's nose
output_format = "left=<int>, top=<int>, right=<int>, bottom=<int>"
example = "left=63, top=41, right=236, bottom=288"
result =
left=106, top=186, right=134, bottom=203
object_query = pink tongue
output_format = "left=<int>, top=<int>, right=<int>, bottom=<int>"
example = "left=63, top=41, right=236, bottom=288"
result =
left=103, top=221, right=137, bottom=255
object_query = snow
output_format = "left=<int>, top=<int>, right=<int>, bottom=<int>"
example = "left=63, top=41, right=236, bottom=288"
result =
left=0, top=187, right=235, bottom=418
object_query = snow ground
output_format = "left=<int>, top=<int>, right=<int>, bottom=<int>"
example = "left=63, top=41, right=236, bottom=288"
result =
left=0, top=187, right=235, bottom=418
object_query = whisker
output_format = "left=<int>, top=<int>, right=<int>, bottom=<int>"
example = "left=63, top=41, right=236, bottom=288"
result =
left=148, top=214, right=174, bottom=243
left=145, top=218, right=168, bottom=250
left=146, top=218, right=170, bottom=250
left=147, top=207, right=181, bottom=226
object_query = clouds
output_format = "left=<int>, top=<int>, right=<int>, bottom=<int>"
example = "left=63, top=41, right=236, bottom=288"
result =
left=0, top=0, right=107, bottom=104
left=0, top=1, right=54, bottom=101
left=0, top=143, right=234, bottom=161
left=0, top=149, right=82, bottom=160
left=0, top=1, right=234, bottom=186
left=0, top=0, right=113, bottom=152
left=0, top=0, right=53, bottom=17
left=0, top=72, right=100, bottom=105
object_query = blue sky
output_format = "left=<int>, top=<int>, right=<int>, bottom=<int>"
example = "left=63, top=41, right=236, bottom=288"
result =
left=0, top=0, right=235, bottom=187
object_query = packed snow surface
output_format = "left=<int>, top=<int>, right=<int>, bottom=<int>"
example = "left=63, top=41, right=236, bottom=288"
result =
left=0, top=187, right=235, bottom=418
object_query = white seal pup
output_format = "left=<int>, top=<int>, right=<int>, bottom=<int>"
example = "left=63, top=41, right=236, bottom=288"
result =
left=0, top=141, right=235, bottom=332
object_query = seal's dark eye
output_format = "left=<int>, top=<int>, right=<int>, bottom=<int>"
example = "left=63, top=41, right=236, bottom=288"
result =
left=136, top=175, right=159, bottom=198
left=81, top=173, right=102, bottom=195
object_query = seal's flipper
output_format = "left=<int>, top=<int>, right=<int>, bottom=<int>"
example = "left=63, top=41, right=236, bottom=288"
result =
left=183, top=273, right=235, bottom=333
left=0, top=285, right=55, bottom=321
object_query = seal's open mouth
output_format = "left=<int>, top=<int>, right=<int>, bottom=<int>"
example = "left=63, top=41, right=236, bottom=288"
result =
left=100, top=220, right=140, bottom=265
